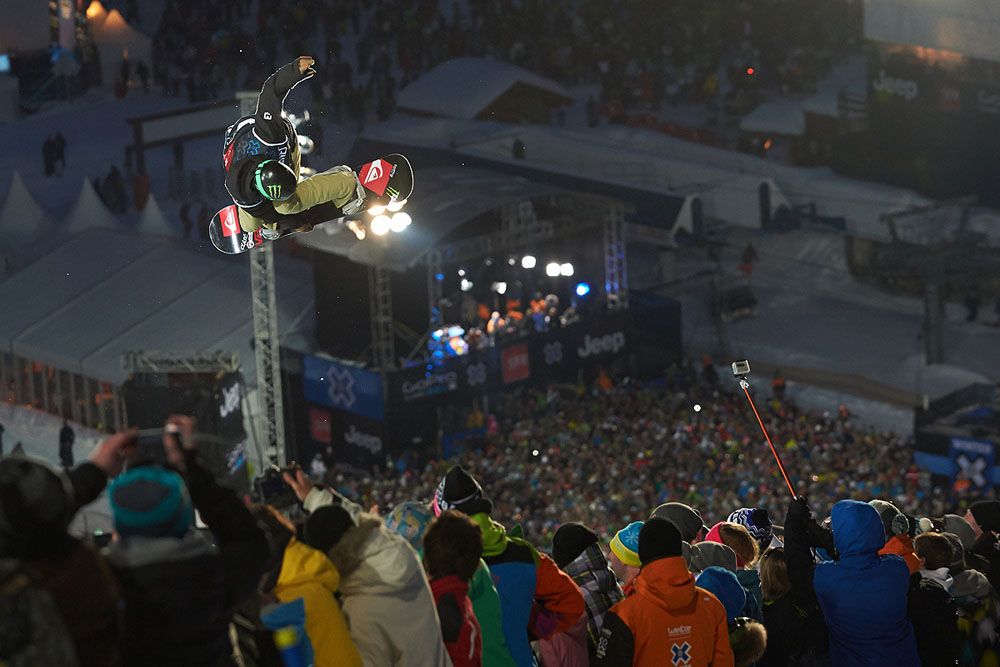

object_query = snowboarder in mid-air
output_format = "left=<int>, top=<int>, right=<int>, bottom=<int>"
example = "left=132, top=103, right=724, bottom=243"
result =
left=223, top=56, right=366, bottom=239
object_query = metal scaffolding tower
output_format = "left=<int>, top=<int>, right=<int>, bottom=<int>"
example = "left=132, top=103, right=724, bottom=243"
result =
left=368, top=265, right=396, bottom=373
left=603, top=202, right=629, bottom=310
left=250, top=244, right=286, bottom=464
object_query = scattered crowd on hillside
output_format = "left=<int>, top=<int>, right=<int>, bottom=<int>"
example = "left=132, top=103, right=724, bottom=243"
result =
left=148, top=0, right=861, bottom=124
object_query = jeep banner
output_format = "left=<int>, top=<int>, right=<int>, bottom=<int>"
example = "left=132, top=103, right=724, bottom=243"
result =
left=387, top=314, right=632, bottom=403
left=297, top=406, right=386, bottom=469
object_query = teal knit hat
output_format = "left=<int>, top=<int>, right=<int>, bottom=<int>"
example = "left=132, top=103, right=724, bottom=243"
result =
left=109, top=466, right=194, bottom=539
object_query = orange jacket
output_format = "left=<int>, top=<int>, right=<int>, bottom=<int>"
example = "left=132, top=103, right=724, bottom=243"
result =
left=879, top=535, right=921, bottom=574
left=593, top=556, right=733, bottom=666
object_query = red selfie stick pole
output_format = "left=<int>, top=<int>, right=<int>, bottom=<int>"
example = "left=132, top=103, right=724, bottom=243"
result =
left=739, top=377, right=797, bottom=498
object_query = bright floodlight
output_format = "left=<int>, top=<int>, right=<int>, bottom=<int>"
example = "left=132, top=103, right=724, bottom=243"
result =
left=389, top=211, right=411, bottom=232
left=521, top=255, right=537, bottom=269
left=545, top=262, right=561, bottom=277
left=694, top=404, right=702, bottom=412
left=460, top=278, right=474, bottom=292
left=508, top=257, right=517, bottom=266
left=370, top=215, right=391, bottom=236
left=387, top=198, right=407, bottom=212
left=458, top=268, right=466, bottom=277
left=560, top=262, right=574, bottom=277
left=368, top=204, right=386, bottom=216
left=575, top=282, right=590, bottom=297
left=493, top=281, right=507, bottom=295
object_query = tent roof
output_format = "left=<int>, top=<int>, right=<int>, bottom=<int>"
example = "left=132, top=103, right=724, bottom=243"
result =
left=740, top=101, right=805, bottom=136
left=85, top=1, right=108, bottom=31
left=65, top=179, right=118, bottom=235
left=93, top=8, right=142, bottom=43
left=397, top=57, right=571, bottom=120
left=136, top=194, right=175, bottom=237
left=297, top=167, right=560, bottom=270
left=0, top=229, right=314, bottom=385
left=865, top=0, right=1000, bottom=64
left=0, top=171, right=48, bottom=247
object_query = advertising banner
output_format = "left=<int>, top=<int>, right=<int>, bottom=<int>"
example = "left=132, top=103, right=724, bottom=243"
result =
left=302, top=355, right=384, bottom=421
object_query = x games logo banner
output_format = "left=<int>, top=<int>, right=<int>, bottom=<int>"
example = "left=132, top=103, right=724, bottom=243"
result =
left=951, top=437, right=995, bottom=489
left=302, top=354, right=384, bottom=421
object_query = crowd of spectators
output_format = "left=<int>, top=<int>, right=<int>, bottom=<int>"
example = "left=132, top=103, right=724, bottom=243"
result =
left=4, top=392, right=1000, bottom=665
left=147, top=0, right=861, bottom=123
left=337, top=362, right=947, bottom=547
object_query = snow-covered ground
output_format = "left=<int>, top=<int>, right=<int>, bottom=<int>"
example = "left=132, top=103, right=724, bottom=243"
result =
left=675, top=226, right=1000, bottom=408
left=3, top=59, right=999, bottom=452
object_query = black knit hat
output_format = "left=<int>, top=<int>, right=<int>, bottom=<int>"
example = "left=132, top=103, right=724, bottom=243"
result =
left=970, top=501, right=1000, bottom=534
left=638, top=517, right=683, bottom=565
left=552, top=522, right=599, bottom=569
left=0, top=456, right=74, bottom=558
left=303, top=505, right=355, bottom=553
left=433, top=466, right=493, bottom=517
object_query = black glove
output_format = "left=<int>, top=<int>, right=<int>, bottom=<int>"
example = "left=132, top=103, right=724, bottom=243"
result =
left=787, top=496, right=812, bottom=524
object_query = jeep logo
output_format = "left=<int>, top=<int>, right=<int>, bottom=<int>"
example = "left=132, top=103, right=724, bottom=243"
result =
left=219, top=383, right=241, bottom=419
left=577, top=332, right=626, bottom=358
left=872, top=70, right=918, bottom=102
left=345, top=425, right=382, bottom=454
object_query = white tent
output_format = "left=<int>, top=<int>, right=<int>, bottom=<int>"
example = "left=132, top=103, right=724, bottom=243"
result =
left=397, top=57, right=571, bottom=120
left=0, top=171, right=48, bottom=247
left=740, top=101, right=805, bottom=136
left=64, top=178, right=118, bottom=235
left=136, top=193, right=175, bottom=237
left=91, top=9, right=152, bottom=88
left=701, top=177, right=792, bottom=229
left=85, top=0, right=108, bottom=33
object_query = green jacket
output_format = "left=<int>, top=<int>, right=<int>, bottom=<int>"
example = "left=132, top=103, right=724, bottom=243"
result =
left=470, top=559, right=517, bottom=667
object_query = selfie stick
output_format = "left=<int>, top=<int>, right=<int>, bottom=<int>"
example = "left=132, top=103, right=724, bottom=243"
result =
left=737, top=375, right=797, bottom=499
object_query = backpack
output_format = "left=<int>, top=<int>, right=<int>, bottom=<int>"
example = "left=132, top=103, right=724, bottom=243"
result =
left=0, top=561, right=80, bottom=667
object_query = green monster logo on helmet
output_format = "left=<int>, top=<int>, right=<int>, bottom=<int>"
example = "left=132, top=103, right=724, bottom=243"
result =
left=254, top=159, right=295, bottom=202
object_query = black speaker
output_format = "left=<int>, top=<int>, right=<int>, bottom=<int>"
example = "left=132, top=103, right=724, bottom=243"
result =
left=122, top=371, right=249, bottom=495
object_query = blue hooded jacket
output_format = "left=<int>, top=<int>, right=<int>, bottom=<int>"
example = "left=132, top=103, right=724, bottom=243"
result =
left=813, top=500, right=919, bottom=667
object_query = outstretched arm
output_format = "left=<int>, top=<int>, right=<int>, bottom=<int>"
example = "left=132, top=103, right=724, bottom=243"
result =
left=254, top=56, right=316, bottom=144
left=783, top=497, right=833, bottom=604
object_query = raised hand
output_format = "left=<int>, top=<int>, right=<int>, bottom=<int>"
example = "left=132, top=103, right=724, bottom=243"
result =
left=89, top=428, right=138, bottom=477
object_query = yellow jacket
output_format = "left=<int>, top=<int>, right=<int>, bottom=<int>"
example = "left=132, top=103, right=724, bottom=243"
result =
left=273, top=538, right=363, bottom=667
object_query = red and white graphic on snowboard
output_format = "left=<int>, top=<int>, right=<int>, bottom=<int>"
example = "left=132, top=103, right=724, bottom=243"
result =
left=221, top=205, right=240, bottom=237
left=358, top=159, right=392, bottom=196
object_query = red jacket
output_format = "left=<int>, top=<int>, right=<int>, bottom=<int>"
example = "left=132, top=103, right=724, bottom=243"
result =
left=430, top=575, right=483, bottom=667
left=593, top=556, right=733, bottom=667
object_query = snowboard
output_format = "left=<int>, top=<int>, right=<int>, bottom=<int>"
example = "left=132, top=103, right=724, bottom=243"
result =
left=209, top=153, right=413, bottom=255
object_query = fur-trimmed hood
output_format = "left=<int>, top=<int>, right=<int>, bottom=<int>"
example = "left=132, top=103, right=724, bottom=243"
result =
left=327, top=513, right=427, bottom=599
left=731, top=619, right=767, bottom=667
